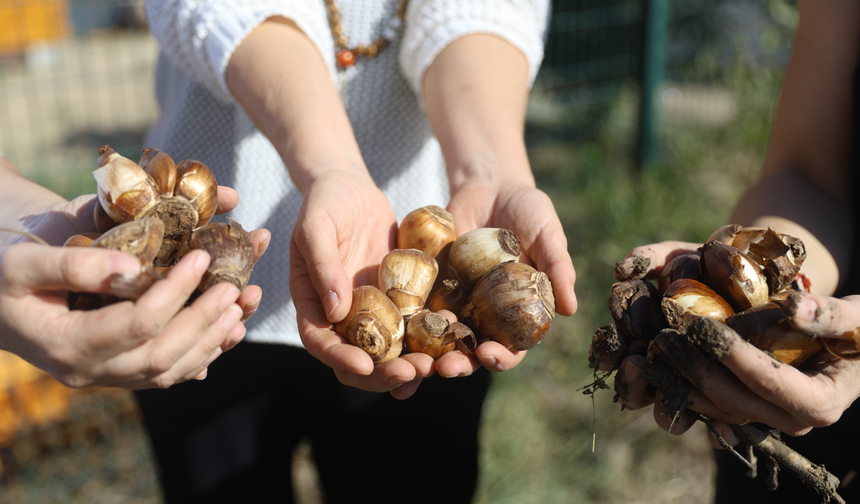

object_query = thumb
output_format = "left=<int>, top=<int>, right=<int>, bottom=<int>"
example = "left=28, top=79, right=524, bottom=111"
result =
left=2, top=243, right=141, bottom=295
left=288, top=228, right=353, bottom=324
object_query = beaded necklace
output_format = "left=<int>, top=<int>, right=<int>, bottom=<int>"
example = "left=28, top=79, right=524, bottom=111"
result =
left=324, top=0, right=409, bottom=68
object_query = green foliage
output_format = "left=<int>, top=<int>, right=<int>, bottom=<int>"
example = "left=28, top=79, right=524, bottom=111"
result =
left=474, top=21, right=787, bottom=502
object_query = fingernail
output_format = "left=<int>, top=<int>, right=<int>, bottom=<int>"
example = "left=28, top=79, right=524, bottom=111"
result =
left=792, top=293, right=819, bottom=322
left=324, top=290, right=339, bottom=318
left=109, top=253, right=142, bottom=276
left=219, top=285, right=240, bottom=311
left=227, top=324, right=246, bottom=349
left=221, top=305, right=243, bottom=331
left=257, top=233, right=271, bottom=256
left=193, top=250, right=211, bottom=276
left=247, top=292, right=262, bottom=311
left=241, top=292, right=262, bottom=322
left=386, top=376, right=409, bottom=389
left=194, top=368, right=208, bottom=380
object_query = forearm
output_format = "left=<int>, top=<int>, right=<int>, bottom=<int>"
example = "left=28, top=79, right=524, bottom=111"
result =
left=730, top=171, right=851, bottom=296
left=730, top=0, right=860, bottom=295
left=225, top=17, right=371, bottom=195
left=422, top=34, right=536, bottom=193
left=0, top=157, right=81, bottom=247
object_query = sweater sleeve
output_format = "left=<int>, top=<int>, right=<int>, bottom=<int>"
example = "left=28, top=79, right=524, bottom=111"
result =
left=398, top=0, right=551, bottom=99
left=143, top=0, right=335, bottom=103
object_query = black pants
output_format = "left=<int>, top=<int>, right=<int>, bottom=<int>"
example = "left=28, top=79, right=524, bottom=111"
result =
left=135, top=342, right=491, bottom=504
left=714, top=404, right=860, bottom=503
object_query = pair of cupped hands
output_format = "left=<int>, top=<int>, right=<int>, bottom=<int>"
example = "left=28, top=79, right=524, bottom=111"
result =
left=290, top=171, right=579, bottom=400
left=612, top=241, right=860, bottom=448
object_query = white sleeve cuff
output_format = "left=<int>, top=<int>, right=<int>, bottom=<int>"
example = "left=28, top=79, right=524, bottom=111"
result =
left=399, top=0, right=551, bottom=100
left=203, top=4, right=335, bottom=103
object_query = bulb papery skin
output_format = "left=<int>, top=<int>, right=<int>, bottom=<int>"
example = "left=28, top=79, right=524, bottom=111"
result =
left=461, top=261, right=555, bottom=351
left=139, top=148, right=177, bottom=196
left=448, top=227, right=521, bottom=291
left=657, top=253, right=703, bottom=294
left=90, top=217, right=165, bottom=265
left=334, top=285, right=405, bottom=365
left=405, top=310, right=453, bottom=359
left=174, top=159, right=219, bottom=228
left=63, top=233, right=101, bottom=248
left=397, top=205, right=457, bottom=259
left=427, top=278, right=469, bottom=314
left=378, top=249, right=439, bottom=318
left=700, top=240, right=769, bottom=311
left=93, top=145, right=159, bottom=223
left=706, top=224, right=743, bottom=246
left=175, top=219, right=255, bottom=293
left=729, top=227, right=768, bottom=254
left=660, top=278, right=734, bottom=332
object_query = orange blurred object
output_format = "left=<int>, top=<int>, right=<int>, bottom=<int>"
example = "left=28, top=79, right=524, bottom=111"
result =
left=0, top=0, right=70, bottom=56
left=0, top=350, right=75, bottom=445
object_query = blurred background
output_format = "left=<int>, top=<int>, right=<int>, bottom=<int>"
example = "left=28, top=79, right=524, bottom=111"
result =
left=0, top=0, right=796, bottom=502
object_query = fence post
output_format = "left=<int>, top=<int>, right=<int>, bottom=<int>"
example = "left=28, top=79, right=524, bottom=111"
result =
left=637, top=0, right=670, bottom=169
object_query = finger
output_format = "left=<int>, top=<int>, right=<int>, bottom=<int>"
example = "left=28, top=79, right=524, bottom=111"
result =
left=682, top=387, right=751, bottom=427
left=613, top=241, right=701, bottom=281
left=712, top=331, right=831, bottom=433
left=615, top=355, right=655, bottom=410
left=435, top=350, right=480, bottom=378
left=783, top=292, right=860, bottom=339
left=60, top=250, right=214, bottom=359
left=655, top=324, right=806, bottom=433
left=474, top=341, right=526, bottom=372
left=652, top=390, right=698, bottom=435
left=2, top=243, right=141, bottom=296
left=294, top=278, right=376, bottom=375
left=706, top=421, right=741, bottom=449
left=390, top=377, right=424, bottom=400
left=237, top=284, right=262, bottom=322
left=399, top=352, right=436, bottom=378
left=113, top=285, right=243, bottom=388
left=523, top=217, right=578, bottom=316
left=215, top=186, right=239, bottom=214
left=333, top=358, right=418, bottom=393
left=248, top=228, right=271, bottom=264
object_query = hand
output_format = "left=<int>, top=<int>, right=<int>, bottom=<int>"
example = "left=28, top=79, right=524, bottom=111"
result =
left=441, top=182, right=579, bottom=377
left=0, top=187, right=270, bottom=389
left=290, top=171, right=440, bottom=398
left=613, top=241, right=860, bottom=447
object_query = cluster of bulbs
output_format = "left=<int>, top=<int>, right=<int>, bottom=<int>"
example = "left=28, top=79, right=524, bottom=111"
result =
left=337, top=205, right=556, bottom=365
left=65, top=146, right=255, bottom=310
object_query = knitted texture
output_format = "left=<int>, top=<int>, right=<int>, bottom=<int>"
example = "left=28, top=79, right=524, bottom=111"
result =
left=143, top=0, right=549, bottom=346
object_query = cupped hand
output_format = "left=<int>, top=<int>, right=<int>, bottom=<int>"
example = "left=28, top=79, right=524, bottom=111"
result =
left=613, top=242, right=860, bottom=448
left=441, top=182, right=579, bottom=376
left=290, top=171, right=439, bottom=397
left=0, top=186, right=270, bottom=388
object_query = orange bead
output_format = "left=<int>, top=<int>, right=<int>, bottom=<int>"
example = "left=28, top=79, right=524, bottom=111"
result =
left=336, top=49, right=356, bottom=67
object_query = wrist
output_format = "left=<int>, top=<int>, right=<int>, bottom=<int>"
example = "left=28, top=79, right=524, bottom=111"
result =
left=446, top=147, right=535, bottom=196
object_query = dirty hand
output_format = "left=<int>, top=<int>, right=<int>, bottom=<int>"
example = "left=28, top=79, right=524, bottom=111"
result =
left=613, top=241, right=860, bottom=447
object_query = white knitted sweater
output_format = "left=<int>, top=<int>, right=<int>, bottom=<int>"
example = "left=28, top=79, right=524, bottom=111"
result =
left=143, top=0, right=550, bottom=346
